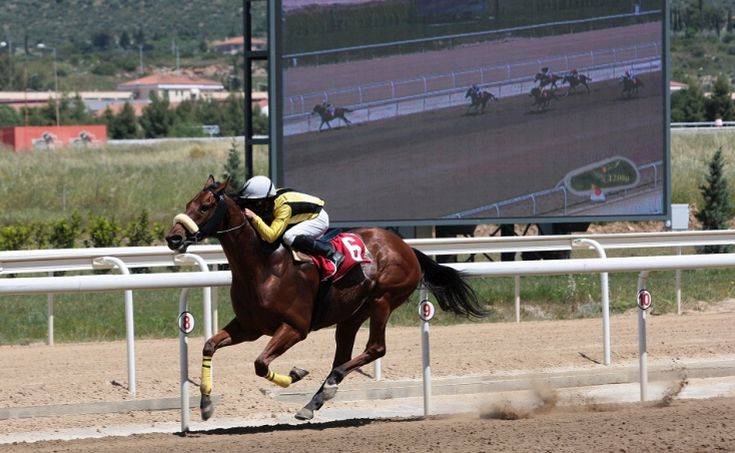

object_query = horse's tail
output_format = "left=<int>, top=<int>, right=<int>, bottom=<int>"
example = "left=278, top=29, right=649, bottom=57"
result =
left=412, top=249, right=487, bottom=318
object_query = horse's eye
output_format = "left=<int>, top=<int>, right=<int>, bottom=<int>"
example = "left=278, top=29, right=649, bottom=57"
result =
left=199, top=204, right=210, bottom=213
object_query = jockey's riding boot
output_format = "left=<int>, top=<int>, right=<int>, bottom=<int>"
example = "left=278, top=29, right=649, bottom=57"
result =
left=292, top=235, right=344, bottom=269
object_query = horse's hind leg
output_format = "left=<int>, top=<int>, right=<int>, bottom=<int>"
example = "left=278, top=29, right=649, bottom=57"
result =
left=296, top=293, right=400, bottom=420
left=295, top=308, right=368, bottom=421
left=200, top=319, right=260, bottom=421
left=254, top=323, right=308, bottom=389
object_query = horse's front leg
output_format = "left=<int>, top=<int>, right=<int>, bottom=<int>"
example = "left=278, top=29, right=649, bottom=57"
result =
left=200, top=319, right=261, bottom=421
left=254, top=323, right=309, bottom=389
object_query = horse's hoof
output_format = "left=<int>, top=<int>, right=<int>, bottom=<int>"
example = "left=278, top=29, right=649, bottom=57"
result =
left=289, top=367, right=309, bottom=384
left=322, top=382, right=338, bottom=401
left=295, top=408, right=314, bottom=421
left=200, top=394, right=215, bottom=421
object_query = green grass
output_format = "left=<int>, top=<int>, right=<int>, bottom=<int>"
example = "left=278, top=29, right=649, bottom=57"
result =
left=0, top=141, right=268, bottom=226
left=671, top=130, right=735, bottom=208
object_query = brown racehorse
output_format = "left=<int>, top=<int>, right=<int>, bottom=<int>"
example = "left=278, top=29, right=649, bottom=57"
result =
left=165, top=176, right=486, bottom=421
left=312, top=104, right=353, bottom=131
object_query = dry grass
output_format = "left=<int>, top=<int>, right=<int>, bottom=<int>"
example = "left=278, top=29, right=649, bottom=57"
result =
left=0, top=140, right=268, bottom=225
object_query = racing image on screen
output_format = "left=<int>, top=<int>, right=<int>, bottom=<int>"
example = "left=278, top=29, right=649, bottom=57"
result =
left=278, top=0, right=666, bottom=223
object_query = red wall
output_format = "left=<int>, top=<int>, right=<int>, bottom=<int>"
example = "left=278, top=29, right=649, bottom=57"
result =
left=0, top=125, right=108, bottom=151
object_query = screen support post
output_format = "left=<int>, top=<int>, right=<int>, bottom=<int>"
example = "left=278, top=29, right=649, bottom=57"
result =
left=244, top=0, right=270, bottom=180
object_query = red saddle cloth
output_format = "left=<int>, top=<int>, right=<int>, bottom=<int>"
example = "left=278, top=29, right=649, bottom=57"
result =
left=311, top=233, right=371, bottom=281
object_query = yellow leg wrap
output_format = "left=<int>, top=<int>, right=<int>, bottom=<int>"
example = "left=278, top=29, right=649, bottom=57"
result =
left=266, top=370, right=293, bottom=388
left=201, top=356, right=213, bottom=396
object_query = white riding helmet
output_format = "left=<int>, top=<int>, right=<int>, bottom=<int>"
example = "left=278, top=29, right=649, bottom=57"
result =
left=241, top=176, right=276, bottom=199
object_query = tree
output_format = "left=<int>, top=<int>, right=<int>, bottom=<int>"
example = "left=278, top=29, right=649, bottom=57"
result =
left=671, top=78, right=706, bottom=122
left=114, top=102, right=139, bottom=139
left=91, top=31, right=113, bottom=51
left=119, top=31, right=131, bottom=50
left=696, top=148, right=733, bottom=253
left=139, top=91, right=174, bottom=138
left=222, top=140, right=244, bottom=190
left=0, top=105, right=21, bottom=127
left=705, top=74, right=735, bottom=121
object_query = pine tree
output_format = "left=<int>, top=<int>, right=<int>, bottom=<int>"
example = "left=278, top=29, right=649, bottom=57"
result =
left=115, top=102, right=139, bottom=139
left=705, top=75, right=735, bottom=121
left=696, top=148, right=733, bottom=253
left=222, top=140, right=244, bottom=191
left=671, top=78, right=706, bottom=122
left=139, top=91, right=174, bottom=138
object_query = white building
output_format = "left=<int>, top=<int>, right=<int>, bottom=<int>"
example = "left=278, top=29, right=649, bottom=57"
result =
left=117, top=74, right=225, bottom=103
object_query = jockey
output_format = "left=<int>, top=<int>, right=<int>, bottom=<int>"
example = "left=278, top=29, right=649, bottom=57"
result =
left=240, top=176, right=344, bottom=268
left=322, top=100, right=334, bottom=116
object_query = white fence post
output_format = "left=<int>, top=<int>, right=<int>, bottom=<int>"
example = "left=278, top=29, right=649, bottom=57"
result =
left=46, top=272, right=54, bottom=346
left=179, top=288, right=191, bottom=433
left=94, top=257, right=136, bottom=397
left=420, top=286, right=431, bottom=416
left=574, top=239, right=612, bottom=366
left=514, top=275, right=521, bottom=323
left=175, top=254, right=213, bottom=341
left=676, top=246, right=683, bottom=315
left=637, top=271, right=650, bottom=401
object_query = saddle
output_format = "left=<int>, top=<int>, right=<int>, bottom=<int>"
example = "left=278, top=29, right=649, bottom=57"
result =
left=291, top=231, right=371, bottom=282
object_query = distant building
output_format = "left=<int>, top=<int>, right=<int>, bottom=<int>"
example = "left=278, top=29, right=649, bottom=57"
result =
left=117, top=74, right=225, bottom=103
left=669, top=81, right=689, bottom=93
left=211, top=36, right=267, bottom=55
left=0, top=91, right=133, bottom=111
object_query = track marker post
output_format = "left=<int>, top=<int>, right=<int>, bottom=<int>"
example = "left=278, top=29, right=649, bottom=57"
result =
left=178, top=288, right=193, bottom=433
left=418, top=287, right=435, bottom=417
left=636, top=272, right=651, bottom=401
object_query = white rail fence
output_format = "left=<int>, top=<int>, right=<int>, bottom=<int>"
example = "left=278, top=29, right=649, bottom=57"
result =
left=671, top=121, right=735, bottom=131
left=286, top=42, right=660, bottom=117
left=2, top=248, right=735, bottom=431
left=285, top=48, right=661, bottom=135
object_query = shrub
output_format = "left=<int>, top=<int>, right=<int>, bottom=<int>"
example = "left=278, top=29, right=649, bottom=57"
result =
left=30, top=223, right=51, bottom=249
left=189, top=146, right=206, bottom=159
left=91, top=62, right=118, bottom=76
left=49, top=212, right=83, bottom=249
left=86, top=216, right=122, bottom=248
left=0, top=225, right=32, bottom=250
left=125, top=210, right=154, bottom=246
left=151, top=222, right=167, bottom=244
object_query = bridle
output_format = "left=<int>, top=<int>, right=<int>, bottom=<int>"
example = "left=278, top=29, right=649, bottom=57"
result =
left=173, top=186, right=247, bottom=244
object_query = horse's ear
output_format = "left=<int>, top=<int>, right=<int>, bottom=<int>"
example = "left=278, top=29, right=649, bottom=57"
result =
left=205, top=175, right=215, bottom=188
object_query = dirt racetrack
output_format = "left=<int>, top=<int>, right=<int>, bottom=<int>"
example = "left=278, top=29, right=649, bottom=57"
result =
left=7, top=396, right=735, bottom=452
left=2, top=303, right=735, bottom=438
left=285, top=73, right=664, bottom=221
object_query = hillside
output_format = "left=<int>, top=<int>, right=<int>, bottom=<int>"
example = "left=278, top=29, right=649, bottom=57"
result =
left=0, top=1, right=267, bottom=91
left=0, top=1, right=261, bottom=50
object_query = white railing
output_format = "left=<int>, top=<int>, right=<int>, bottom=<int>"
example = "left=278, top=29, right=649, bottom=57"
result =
left=2, top=250, right=733, bottom=430
left=5, top=229, right=735, bottom=276
left=671, top=121, right=735, bottom=130
left=284, top=10, right=662, bottom=61
left=286, top=42, right=659, bottom=117
left=285, top=57, right=660, bottom=135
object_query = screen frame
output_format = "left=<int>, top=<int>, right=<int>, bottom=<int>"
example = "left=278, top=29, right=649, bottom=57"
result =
left=269, top=0, right=671, bottom=227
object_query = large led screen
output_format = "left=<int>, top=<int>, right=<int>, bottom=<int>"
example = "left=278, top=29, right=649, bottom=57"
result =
left=276, top=0, right=667, bottom=224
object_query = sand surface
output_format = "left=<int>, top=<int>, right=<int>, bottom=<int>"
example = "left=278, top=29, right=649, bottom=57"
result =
left=2, top=307, right=734, bottom=436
